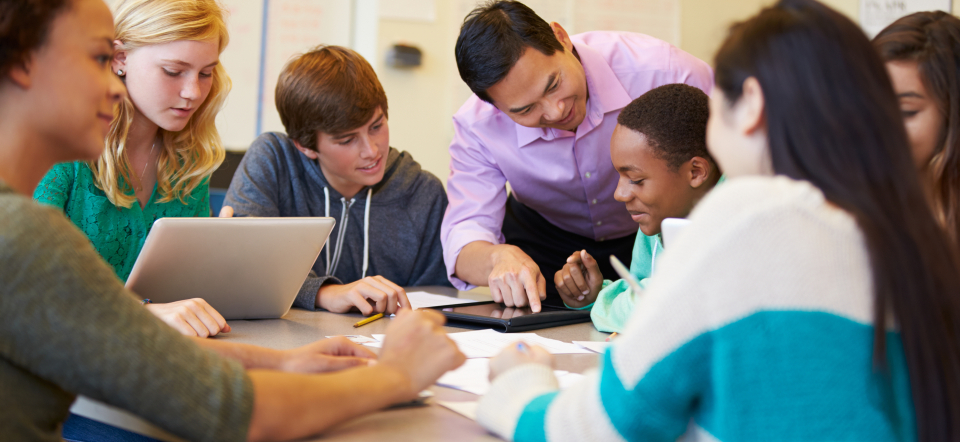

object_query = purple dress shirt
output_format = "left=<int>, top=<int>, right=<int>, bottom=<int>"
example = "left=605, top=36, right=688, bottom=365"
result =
left=442, top=31, right=714, bottom=289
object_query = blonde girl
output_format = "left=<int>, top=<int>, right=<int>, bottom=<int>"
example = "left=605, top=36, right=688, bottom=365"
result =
left=34, top=0, right=230, bottom=339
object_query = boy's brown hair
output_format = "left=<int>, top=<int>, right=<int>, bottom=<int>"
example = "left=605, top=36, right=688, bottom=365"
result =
left=276, top=45, right=388, bottom=151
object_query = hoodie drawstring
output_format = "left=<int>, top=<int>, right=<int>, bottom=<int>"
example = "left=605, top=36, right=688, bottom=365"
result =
left=323, top=187, right=372, bottom=279
left=324, top=187, right=330, bottom=273
left=362, top=187, right=371, bottom=279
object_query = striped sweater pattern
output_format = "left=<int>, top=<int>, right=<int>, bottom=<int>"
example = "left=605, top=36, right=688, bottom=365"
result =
left=478, top=176, right=915, bottom=442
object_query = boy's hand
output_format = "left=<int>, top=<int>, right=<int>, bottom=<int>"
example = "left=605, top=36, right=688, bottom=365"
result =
left=316, top=276, right=411, bottom=315
left=554, top=250, right=603, bottom=308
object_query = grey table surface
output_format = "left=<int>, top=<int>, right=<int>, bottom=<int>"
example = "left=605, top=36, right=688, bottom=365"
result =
left=72, top=286, right=609, bottom=441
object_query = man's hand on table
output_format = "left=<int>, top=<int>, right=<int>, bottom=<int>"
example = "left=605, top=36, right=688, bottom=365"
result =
left=487, top=245, right=547, bottom=312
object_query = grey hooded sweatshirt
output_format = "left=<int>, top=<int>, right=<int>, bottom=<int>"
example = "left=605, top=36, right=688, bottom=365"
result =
left=224, top=132, right=451, bottom=310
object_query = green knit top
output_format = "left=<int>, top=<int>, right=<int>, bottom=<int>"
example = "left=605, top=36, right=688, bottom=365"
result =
left=33, top=161, right=210, bottom=281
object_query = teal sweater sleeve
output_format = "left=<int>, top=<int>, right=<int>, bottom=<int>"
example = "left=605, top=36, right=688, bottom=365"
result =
left=33, top=162, right=75, bottom=210
left=590, top=233, right=661, bottom=333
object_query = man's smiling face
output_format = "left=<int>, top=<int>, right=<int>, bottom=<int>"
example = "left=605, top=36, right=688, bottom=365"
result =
left=484, top=24, right=588, bottom=132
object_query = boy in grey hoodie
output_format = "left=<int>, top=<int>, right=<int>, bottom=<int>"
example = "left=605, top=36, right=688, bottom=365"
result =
left=223, top=46, right=450, bottom=315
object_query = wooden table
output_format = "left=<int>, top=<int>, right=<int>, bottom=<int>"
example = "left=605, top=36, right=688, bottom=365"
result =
left=72, top=286, right=608, bottom=441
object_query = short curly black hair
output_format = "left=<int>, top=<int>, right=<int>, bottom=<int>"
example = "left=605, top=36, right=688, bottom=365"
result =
left=617, top=83, right=713, bottom=170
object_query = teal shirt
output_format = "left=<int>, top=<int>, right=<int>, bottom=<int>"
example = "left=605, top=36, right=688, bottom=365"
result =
left=33, top=161, right=210, bottom=282
left=590, top=233, right=662, bottom=333
left=588, top=175, right=726, bottom=333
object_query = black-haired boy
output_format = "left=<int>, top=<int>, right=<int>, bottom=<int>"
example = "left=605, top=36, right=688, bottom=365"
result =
left=555, top=83, right=723, bottom=332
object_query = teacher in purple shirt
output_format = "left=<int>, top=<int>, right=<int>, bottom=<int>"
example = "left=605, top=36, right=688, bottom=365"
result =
left=442, top=0, right=713, bottom=311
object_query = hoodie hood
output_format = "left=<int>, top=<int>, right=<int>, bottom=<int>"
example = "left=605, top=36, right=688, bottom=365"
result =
left=302, top=146, right=425, bottom=205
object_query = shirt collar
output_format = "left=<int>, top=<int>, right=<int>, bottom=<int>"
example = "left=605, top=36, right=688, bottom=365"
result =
left=515, top=39, right=633, bottom=148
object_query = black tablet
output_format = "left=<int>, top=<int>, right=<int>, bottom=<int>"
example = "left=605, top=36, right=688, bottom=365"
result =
left=431, top=301, right=591, bottom=332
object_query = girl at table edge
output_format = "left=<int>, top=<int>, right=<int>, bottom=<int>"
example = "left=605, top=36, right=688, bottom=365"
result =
left=476, top=1, right=960, bottom=441
left=33, top=0, right=230, bottom=338
left=874, top=11, right=960, bottom=251
left=0, top=0, right=466, bottom=440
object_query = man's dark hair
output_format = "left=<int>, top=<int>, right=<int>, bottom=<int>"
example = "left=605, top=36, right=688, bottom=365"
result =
left=617, top=83, right=713, bottom=170
left=0, top=0, right=70, bottom=79
left=455, top=1, right=564, bottom=103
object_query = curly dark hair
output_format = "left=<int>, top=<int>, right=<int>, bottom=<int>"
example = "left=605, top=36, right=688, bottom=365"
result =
left=617, top=83, right=713, bottom=170
left=0, top=0, right=71, bottom=79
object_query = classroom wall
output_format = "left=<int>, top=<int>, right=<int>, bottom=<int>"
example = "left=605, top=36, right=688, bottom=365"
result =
left=679, top=0, right=858, bottom=64
left=373, top=1, right=460, bottom=187
left=370, top=0, right=959, bottom=187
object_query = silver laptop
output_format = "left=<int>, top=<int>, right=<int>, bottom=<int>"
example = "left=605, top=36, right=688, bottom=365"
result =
left=126, top=217, right=335, bottom=319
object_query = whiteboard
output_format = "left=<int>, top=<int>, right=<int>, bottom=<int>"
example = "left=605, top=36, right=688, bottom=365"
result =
left=216, top=0, right=362, bottom=149
left=860, top=0, right=953, bottom=37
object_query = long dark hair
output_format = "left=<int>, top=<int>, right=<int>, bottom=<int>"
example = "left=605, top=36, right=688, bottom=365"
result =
left=714, top=1, right=960, bottom=440
left=874, top=12, right=960, bottom=247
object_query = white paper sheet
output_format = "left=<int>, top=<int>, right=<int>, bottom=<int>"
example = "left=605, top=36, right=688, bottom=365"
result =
left=447, top=329, right=594, bottom=358
left=436, top=359, right=584, bottom=396
left=364, top=330, right=595, bottom=356
left=363, top=334, right=386, bottom=348
left=326, top=335, right=380, bottom=345
left=436, top=359, right=501, bottom=395
left=436, top=400, right=479, bottom=420
left=573, top=341, right=610, bottom=354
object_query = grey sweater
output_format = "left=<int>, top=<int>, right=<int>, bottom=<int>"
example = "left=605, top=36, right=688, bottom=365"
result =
left=0, top=183, right=253, bottom=441
left=225, top=132, right=451, bottom=310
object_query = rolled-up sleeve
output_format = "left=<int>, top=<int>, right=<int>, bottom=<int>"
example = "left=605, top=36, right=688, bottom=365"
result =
left=441, top=116, right=509, bottom=289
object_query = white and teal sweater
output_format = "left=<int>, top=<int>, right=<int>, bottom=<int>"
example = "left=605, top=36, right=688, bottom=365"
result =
left=478, top=176, right=915, bottom=442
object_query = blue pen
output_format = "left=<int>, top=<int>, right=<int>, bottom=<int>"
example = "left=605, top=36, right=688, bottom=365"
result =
left=516, top=341, right=529, bottom=353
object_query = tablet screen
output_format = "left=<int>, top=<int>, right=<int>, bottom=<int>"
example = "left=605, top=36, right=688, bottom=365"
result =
left=439, top=303, right=571, bottom=319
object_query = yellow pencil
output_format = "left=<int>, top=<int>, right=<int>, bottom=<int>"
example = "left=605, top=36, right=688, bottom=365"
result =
left=353, top=313, right=384, bottom=328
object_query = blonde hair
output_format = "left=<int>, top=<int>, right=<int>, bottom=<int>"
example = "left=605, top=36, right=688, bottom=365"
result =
left=94, top=0, right=229, bottom=208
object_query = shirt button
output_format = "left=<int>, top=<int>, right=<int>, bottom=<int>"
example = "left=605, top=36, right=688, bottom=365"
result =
left=585, top=172, right=592, bottom=178
left=596, top=221, right=602, bottom=226
left=599, top=237, right=605, bottom=241
left=592, top=199, right=597, bottom=204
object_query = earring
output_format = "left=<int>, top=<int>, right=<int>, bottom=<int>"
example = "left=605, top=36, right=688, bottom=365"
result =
left=117, top=69, right=124, bottom=76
